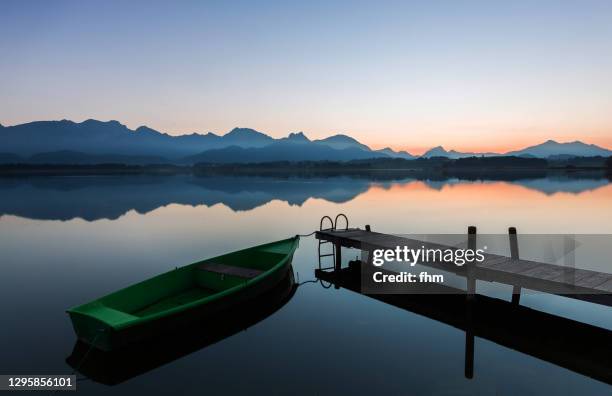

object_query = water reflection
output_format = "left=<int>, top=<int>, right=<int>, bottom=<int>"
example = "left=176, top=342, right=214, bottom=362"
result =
left=0, top=172, right=609, bottom=221
left=67, top=269, right=297, bottom=385
left=316, top=264, right=612, bottom=385
left=1, top=182, right=610, bottom=394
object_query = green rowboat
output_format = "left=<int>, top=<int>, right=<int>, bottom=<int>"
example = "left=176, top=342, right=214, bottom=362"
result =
left=67, top=269, right=297, bottom=385
left=67, top=236, right=299, bottom=351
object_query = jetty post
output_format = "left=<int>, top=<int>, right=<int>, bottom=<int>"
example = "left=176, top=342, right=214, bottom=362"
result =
left=465, top=226, right=477, bottom=378
left=466, top=226, right=477, bottom=300
left=509, top=227, right=521, bottom=305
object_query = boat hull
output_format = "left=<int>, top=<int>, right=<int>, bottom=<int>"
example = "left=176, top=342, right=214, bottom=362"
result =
left=68, top=237, right=298, bottom=351
left=67, top=269, right=297, bottom=385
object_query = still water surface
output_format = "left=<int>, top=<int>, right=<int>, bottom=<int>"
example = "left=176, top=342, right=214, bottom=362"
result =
left=0, top=174, right=611, bottom=395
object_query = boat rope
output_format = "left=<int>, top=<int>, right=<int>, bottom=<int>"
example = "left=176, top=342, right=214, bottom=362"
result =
left=69, top=329, right=105, bottom=375
left=295, top=271, right=318, bottom=286
left=50, top=330, right=103, bottom=395
left=297, top=279, right=319, bottom=286
left=296, top=231, right=317, bottom=237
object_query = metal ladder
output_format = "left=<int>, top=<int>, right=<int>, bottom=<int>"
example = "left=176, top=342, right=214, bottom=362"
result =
left=318, top=216, right=335, bottom=272
left=317, top=214, right=349, bottom=271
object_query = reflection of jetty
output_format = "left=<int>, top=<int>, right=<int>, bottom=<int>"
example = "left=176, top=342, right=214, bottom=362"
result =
left=316, top=228, right=612, bottom=306
left=315, top=225, right=612, bottom=384
left=315, top=265, right=612, bottom=385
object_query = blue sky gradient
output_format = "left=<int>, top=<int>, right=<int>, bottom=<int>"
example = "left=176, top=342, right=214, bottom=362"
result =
left=1, top=0, right=611, bottom=153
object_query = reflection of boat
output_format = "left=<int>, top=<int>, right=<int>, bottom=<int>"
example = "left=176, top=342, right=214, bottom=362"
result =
left=67, top=267, right=297, bottom=385
left=67, top=237, right=299, bottom=351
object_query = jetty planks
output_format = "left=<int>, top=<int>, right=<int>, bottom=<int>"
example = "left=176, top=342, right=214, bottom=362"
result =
left=316, top=228, right=612, bottom=305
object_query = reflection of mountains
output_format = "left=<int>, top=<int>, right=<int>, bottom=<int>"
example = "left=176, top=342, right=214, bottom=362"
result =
left=0, top=175, right=372, bottom=221
left=427, top=174, right=610, bottom=195
left=511, top=176, right=610, bottom=195
left=0, top=173, right=609, bottom=221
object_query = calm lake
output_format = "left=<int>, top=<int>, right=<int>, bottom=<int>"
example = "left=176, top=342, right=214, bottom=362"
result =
left=1, top=173, right=611, bottom=395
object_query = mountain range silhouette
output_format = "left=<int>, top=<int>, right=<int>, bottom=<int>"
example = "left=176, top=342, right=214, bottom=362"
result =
left=0, top=119, right=610, bottom=164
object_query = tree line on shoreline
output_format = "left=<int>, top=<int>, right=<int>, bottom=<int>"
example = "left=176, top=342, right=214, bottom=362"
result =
left=1, top=155, right=610, bottom=176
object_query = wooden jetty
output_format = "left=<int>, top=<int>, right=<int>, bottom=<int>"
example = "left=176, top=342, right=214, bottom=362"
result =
left=315, top=227, right=612, bottom=307
left=315, top=265, right=612, bottom=385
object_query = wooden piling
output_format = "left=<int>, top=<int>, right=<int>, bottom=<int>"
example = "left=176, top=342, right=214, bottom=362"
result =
left=468, top=226, right=477, bottom=250
left=509, top=227, right=521, bottom=305
left=465, top=225, right=477, bottom=378
left=465, top=325, right=475, bottom=379
left=466, top=226, right=477, bottom=299
left=334, top=242, right=342, bottom=270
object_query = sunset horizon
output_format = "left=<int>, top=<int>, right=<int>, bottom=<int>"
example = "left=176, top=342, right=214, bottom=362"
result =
left=3, top=116, right=611, bottom=156
left=3, top=1, right=611, bottom=157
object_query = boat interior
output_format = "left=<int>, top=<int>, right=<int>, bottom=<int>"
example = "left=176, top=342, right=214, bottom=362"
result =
left=85, top=240, right=295, bottom=321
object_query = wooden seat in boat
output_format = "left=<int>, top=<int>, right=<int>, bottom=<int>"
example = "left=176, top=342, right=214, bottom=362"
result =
left=197, top=262, right=263, bottom=279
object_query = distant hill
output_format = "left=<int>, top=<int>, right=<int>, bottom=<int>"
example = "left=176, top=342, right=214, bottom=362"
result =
left=0, top=119, right=401, bottom=163
left=279, top=131, right=310, bottom=143
left=422, top=146, right=460, bottom=158
left=0, top=120, right=274, bottom=159
left=374, top=147, right=416, bottom=160
left=28, top=150, right=169, bottom=165
left=505, top=140, right=612, bottom=158
left=0, top=119, right=209, bottom=158
left=1, top=118, right=611, bottom=165
left=220, top=127, right=274, bottom=147
left=421, top=146, right=500, bottom=159
left=0, top=153, right=23, bottom=163
left=313, top=134, right=371, bottom=150
left=183, top=141, right=387, bottom=164
left=419, top=140, right=612, bottom=159
left=185, top=132, right=415, bottom=164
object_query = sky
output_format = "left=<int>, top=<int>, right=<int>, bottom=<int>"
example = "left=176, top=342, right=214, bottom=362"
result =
left=1, top=0, right=611, bottom=155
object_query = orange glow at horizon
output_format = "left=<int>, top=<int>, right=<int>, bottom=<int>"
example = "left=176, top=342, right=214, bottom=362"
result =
left=352, top=179, right=612, bottom=233
left=363, top=179, right=597, bottom=199
left=367, top=136, right=612, bottom=156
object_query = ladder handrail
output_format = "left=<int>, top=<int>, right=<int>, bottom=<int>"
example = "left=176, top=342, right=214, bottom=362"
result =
left=317, top=214, right=349, bottom=289
left=320, top=215, right=334, bottom=231
left=334, top=213, right=349, bottom=231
